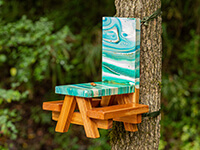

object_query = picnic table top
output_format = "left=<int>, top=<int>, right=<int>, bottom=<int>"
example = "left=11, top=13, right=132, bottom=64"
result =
left=55, top=82, right=135, bottom=98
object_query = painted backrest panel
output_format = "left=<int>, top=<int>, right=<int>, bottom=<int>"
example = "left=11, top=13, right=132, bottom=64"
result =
left=102, top=17, right=140, bottom=89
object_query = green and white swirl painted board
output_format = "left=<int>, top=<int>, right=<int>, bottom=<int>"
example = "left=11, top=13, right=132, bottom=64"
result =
left=102, top=17, right=140, bottom=89
left=55, top=82, right=135, bottom=98
left=55, top=17, right=140, bottom=97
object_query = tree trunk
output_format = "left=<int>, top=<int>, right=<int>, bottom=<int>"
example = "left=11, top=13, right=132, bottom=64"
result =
left=111, top=0, right=162, bottom=149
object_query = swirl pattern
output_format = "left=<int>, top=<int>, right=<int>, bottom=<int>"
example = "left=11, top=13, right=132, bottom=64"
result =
left=102, top=17, right=140, bottom=88
left=55, top=17, right=141, bottom=97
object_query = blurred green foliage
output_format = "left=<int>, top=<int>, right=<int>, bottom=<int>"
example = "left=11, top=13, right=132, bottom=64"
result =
left=0, top=0, right=114, bottom=149
left=0, top=0, right=199, bottom=149
left=160, top=0, right=200, bottom=149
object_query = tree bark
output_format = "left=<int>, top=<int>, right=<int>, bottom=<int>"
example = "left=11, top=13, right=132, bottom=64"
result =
left=111, top=0, right=162, bottom=149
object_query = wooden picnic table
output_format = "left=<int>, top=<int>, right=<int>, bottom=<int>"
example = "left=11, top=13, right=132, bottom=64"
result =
left=43, top=17, right=149, bottom=138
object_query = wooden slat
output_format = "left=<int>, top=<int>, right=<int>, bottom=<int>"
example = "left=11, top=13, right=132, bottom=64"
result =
left=132, top=88, right=140, bottom=103
left=124, top=122, right=138, bottom=132
left=76, top=97, right=100, bottom=138
left=55, top=96, right=76, bottom=133
left=91, top=98, right=101, bottom=107
left=113, top=115, right=142, bottom=124
left=43, top=100, right=63, bottom=112
left=52, top=111, right=113, bottom=129
left=71, top=112, right=83, bottom=125
left=93, top=119, right=113, bottom=129
left=101, top=96, right=111, bottom=106
left=124, top=90, right=138, bottom=103
left=101, top=96, right=114, bottom=106
left=43, top=98, right=101, bottom=112
left=117, top=93, right=138, bottom=132
left=87, top=103, right=149, bottom=120
left=52, top=111, right=60, bottom=120
left=130, top=88, right=140, bottom=131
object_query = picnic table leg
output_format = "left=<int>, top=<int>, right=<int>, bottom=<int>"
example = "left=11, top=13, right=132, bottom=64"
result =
left=55, top=96, right=76, bottom=133
left=117, top=93, right=138, bottom=132
left=101, top=95, right=115, bottom=106
left=76, top=97, right=100, bottom=138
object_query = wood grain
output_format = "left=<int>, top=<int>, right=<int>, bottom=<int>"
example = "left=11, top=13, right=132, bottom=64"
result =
left=52, top=111, right=60, bottom=120
left=71, top=112, right=83, bottom=125
left=113, top=115, right=142, bottom=124
left=76, top=97, right=100, bottom=138
left=43, top=100, right=63, bottom=112
left=55, top=96, right=76, bottom=133
left=43, top=98, right=101, bottom=112
left=87, top=103, right=148, bottom=120
left=52, top=112, right=113, bottom=129
left=133, top=88, right=140, bottom=103
left=125, top=89, right=141, bottom=131
left=124, top=122, right=138, bottom=132
left=101, top=96, right=111, bottom=106
left=116, top=94, right=138, bottom=132
left=93, top=119, right=113, bottom=129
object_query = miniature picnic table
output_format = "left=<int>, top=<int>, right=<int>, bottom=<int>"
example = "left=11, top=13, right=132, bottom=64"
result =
left=43, top=17, right=149, bottom=138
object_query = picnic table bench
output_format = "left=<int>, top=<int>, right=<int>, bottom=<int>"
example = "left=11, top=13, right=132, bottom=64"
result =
left=43, top=17, right=149, bottom=138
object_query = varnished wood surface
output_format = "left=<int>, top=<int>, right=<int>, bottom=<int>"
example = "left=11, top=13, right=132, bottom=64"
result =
left=124, top=122, right=138, bottom=132
left=76, top=97, right=100, bottom=138
left=101, top=96, right=112, bottom=106
left=115, top=93, right=138, bottom=131
left=117, top=92, right=139, bottom=131
left=113, top=114, right=142, bottom=124
left=43, top=98, right=101, bottom=112
left=43, top=100, right=63, bottom=112
left=52, top=112, right=113, bottom=129
left=133, top=88, right=140, bottom=103
left=52, top=111, right=60, bottom=120
left=55, top=96, right=76, bottom=133
left=87, top=103, right=149, bottom=120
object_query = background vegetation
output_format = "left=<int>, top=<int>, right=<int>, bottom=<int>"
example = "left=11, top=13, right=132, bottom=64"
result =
left=0, top=0, right=199, bottom=149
